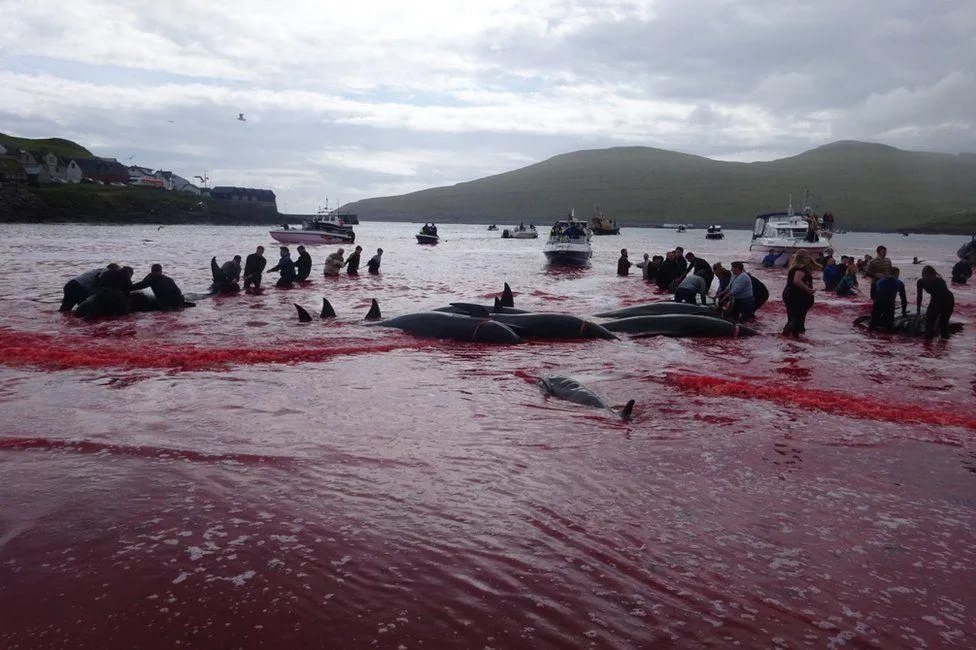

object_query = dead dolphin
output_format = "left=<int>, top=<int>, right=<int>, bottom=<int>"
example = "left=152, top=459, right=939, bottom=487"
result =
left=603, top=314, right=758, bottom=337
left=368, top=307, right=523, bottom=344
left=854, top=312, right=964, bottom=336
left=538, top=375, right=635, bottom=420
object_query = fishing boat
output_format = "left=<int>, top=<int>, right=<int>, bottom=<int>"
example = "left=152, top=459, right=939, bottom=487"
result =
left=705, top=225, right=724, bottom=240
left=588, top=205, right=620, bottom=235
left=676, top=225, right=687, bottom=233
left=269, top=212, right=355, bottom=245
left=543, top=217, right=592, bottom=266
left=749, top=192, right=836, bottom=266
left=502, top=224, right=539, bottom=239
left=487, top=224, right=498, bottom=231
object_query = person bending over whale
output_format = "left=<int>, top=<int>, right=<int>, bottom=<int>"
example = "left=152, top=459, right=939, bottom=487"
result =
left=60, top=265, right=108, bottom=312
left=916, top=265, right=955, bottom=340
left=268, top=247, right=297, bottom=288
left=97, top=263, right=134, bottom=295
left=131, top=264, right=187, bottom=310
left=870, top=267, right=907, bottom=331
left=217, top=255, right=242, bottom=293
left=674, top=271, right=708, bottom=305
left=295, top=245, right=312, bottom=281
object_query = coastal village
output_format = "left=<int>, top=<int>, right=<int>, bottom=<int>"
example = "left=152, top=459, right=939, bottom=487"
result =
left=0, top=141, right=277, bottom=210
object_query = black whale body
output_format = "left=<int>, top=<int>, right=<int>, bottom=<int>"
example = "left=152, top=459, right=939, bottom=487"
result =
left=602, top=314, right=758, bottom=337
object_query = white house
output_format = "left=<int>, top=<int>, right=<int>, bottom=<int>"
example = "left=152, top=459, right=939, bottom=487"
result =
left=65, top=160, right=83, bottom=183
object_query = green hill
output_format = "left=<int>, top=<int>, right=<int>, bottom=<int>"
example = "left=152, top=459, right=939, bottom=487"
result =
left=343, top=141, right=976, bottom=232
left=0, top=133, right=94, bottom=159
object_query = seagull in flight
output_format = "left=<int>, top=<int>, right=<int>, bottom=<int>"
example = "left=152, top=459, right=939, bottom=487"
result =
left=237, top=113, right=246, bottom=122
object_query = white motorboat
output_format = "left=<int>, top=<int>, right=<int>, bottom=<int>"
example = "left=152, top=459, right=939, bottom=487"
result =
left=269, top=212, right=355, bottom=245
left=543, top=218, right=592, bottom=266
left=705, top=225, right=724, bottom=240
left=749, top=194, right=836, bottom=266
left=502, top=224, right=539, bottom=239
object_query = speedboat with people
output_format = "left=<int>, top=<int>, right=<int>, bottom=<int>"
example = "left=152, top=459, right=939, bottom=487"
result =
left=269, top=212, right=356, bottom=245
left=417, top=223, right=439, bottom=244
left=502, top=224, right=539, bottom=239
left=543, top=215, right=592, bottom=266
left=749, top=192, right=837, bottom=266
left=705, top=225, right=724, bottom=240
left=588, top=205, right=620, bottom=235
left=487, top=224, right=498, bottom=231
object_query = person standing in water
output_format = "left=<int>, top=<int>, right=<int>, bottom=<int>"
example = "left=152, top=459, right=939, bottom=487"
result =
left=782, top=253, right=816, bottom=337
left=243, top=246, right=267, bottom=291
left=323, top=248, right=345, bottom=276
left=916, top=265, right=955, bottom=340
left=617, top=249, right=632, bottom=276
left=267, top=247, right=297, bottom=287
left=60, top=265, right=108, bottom=312
left=295, top=245, right=312, bottom=281
left=367, top=248, right=383, bottom=275
left=345, top=246, right=363, bottom=275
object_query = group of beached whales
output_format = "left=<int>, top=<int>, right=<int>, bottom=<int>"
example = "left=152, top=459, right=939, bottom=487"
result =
left=293, top=282, right=758, bottom=344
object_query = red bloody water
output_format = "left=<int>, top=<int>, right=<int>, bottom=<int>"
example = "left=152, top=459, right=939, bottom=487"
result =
left=1, top=223, right=974, bottom=648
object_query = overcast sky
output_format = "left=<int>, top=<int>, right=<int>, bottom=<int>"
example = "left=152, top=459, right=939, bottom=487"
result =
left=2, top=0, right=973, bottom=212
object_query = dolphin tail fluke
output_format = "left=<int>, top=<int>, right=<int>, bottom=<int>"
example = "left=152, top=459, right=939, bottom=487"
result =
left=620, top=399, right=635, bottom=421
left=210, top=256, right=222, bottom=283
left=294, top=303, right=313, bottom=323
left=321, top=297, right=336, bottom=318
left=493, top=296, right=503, bottom=312
left=365, top=298, right=381, bottom=321
left=501, top=282, right=515, bottom=308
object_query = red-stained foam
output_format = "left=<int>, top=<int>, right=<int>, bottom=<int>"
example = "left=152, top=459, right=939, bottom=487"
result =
left=0, top=328, right=406, bottom=371
left=668, top=373, right=976, bottom=430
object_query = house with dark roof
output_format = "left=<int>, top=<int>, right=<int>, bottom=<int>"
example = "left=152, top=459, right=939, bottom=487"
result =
left=209, top=186, right=277, bottom=208
left=71, top=158, right=130, bottom=184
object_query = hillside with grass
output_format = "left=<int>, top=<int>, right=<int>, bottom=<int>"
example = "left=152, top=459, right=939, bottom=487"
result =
left=342, top=141, right=976, bottom=233
left=0, top=133, right=93, bottom=159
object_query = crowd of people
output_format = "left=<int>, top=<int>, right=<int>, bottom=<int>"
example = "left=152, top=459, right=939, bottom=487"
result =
left=237, top=245, right=385, bottom=289
left=618, top=242, right=965, bottom=341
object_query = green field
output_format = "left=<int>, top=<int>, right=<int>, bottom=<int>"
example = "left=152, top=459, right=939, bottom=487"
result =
left=0, top=133, right=93, bottom=159
left=343, top=141, right=976, bottom=233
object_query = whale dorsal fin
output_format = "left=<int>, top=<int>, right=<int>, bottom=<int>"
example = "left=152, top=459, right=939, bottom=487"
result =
left=320, top=298, right=336, bottom=318
left=294, top=303, right=312, bottom=323
left=457, top=303, right=490, bottom=318
left=501, top=282, right=515, bottom=308
left=620, top=399, right=635, bottom=421
left=365, top=298, right=381, bottom=321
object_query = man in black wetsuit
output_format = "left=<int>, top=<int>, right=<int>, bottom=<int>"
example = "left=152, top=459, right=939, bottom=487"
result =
left=131, top=264, right=186, bottom=310
left=345, top=245, right=363, bottom=275
left=295, top=245, right=312, bottom=281
left=97, top=264, right=134, bottom=294
left=243, top=246, right=267, bottom=291
left=367, top=248, right=383, bottom=275
left=656, top=251, right=680, bottom=291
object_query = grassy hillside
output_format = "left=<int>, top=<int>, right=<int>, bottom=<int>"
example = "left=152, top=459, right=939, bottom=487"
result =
left=343, top=141, right=976, bottom=232
left=0, top=132, right=94, bottom=158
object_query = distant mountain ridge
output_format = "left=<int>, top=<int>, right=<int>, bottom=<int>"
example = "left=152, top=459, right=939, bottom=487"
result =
left=343, top=141, right=976, bottom=232
left=0, top=133, right=93, bottom=159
